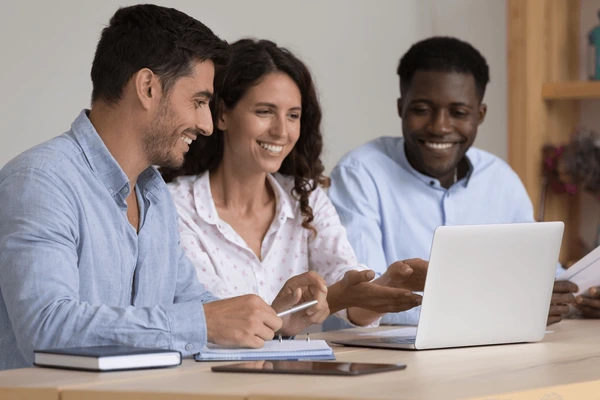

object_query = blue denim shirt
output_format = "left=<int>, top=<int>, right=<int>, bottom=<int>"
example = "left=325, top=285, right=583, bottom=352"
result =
left=327, top=136, right=562, bottom=329
left=0, top=110, right=218, bottom=370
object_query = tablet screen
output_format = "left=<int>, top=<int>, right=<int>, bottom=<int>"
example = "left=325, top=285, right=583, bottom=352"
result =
left=211, top=360, right=406, bottom=376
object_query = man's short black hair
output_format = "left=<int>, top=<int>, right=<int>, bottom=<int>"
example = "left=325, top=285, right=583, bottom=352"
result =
left=397, top=36, right=490, bottom=101
left=91, top=4, right=229, bottom=104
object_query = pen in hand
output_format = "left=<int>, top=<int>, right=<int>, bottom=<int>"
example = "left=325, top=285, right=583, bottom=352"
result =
left=276, top=300, right=318, bottom=318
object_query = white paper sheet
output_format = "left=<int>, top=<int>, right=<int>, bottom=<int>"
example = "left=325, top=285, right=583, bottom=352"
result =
left=557, top=244, right=600, bottom=295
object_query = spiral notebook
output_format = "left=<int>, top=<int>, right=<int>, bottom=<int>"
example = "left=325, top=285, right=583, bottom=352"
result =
left=194, top=339, right=335, bottom=361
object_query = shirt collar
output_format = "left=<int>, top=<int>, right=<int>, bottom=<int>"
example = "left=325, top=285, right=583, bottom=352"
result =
left=193, top=172, right=218, bottom=225
left=266, top=173, right=295, bottom=221
left=395, top=138, right=474, bottom=189
left=71, top=109, right=162, bottom=200
left=193, top=171, right=295, bottom=225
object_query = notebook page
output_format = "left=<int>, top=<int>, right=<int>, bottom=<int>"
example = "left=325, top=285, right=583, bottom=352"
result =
left=196, top=340, right=333, bottom=361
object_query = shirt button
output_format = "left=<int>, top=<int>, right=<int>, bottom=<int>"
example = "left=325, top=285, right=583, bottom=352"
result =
left=429, top=181, right=435, bottom=186
left=185, top=343, right=193, bottom=351
left=109, top=188, right=114, bottom=194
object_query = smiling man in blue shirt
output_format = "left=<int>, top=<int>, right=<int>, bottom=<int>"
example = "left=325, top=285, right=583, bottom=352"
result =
left=0, top=4, right=329, bottom=371
left=329, top=36, right=582, bottom=328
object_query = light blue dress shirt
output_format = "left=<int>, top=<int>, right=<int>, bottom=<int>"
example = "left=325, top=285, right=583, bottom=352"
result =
left=328, top=136, right=543, bottom=327
left=0, top=110, right=217, bottom=370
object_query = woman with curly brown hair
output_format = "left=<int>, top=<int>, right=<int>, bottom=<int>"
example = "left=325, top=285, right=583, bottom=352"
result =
left=163, top=39, right=425, bottom=329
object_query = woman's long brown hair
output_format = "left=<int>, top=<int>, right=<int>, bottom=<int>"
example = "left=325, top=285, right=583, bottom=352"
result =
left=162, top=39, right=329, bottom=235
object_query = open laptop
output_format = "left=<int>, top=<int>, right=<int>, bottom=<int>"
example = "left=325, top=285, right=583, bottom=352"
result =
left=332, top=222, right=564, bottom=350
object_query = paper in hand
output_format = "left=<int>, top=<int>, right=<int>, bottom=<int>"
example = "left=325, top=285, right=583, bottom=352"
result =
left=557, top=244, right=600, bottom=295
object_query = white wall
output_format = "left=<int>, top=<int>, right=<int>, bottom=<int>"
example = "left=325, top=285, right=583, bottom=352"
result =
left=417, top=0, right=507, bottom=161
left=0, top=0, right=507, bottom=172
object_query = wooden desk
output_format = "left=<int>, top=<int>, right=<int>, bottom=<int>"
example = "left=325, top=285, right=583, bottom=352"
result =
left=2, top=320, right=600, bottom=400
left=61, top=346, right=365, bottom=400
left=0, top=345, right=361, bottom=400
left=0, top=355, right=214, bottom=400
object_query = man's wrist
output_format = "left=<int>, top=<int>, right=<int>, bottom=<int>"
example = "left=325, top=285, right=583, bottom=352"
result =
left=202, top=302, right=217, bottom=343
left=347, top=307, right=382, bottom=327
left=327, top=281, right=351, bottom=313
left=372, top=271, right=393, bottom=288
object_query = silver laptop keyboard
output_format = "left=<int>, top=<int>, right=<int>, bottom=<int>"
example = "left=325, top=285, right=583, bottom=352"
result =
left=372, top=337, right=416, bottom=344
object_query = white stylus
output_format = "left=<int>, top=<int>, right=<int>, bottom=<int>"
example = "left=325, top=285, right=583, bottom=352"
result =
left=276, top=300, right=318, bottom=318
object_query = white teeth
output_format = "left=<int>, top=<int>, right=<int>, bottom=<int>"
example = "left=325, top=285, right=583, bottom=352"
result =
left=425, top=142, right=454, bottom=150
left=181, top=136, right=192, bottom=145
left=258, top=141, right=283, bottom=154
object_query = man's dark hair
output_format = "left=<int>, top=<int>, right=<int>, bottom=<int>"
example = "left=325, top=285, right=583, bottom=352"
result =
left=397, top=36, right=490, bottom=101
left=91, top=4, right=229, bottom=104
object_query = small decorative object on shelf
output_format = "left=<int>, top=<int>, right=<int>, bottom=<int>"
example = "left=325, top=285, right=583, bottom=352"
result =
left=560, top=129, right=600, bottom=197
left=541, top=128, right=600, bottom=251
left=589, top=10, right=600, bottom=80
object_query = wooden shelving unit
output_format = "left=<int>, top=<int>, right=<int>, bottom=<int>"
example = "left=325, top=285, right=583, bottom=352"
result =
left=542, top=81, right=600, bottom=100
left=508, top=0, right=582, bottom=263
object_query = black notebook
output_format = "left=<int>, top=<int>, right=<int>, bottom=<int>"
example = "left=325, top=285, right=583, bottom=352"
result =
left=33, top=346, right=182, bottom=372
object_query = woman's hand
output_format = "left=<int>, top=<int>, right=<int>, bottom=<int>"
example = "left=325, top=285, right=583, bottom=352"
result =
left=271, top=271, right=329, bottom=336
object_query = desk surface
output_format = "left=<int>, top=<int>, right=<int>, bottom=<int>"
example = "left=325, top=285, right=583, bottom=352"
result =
left=2, top=320, right=600, bottom=400
left=0, top=354, right=213, bottom=400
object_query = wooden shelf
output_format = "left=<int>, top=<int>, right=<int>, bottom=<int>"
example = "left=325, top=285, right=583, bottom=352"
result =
left=508, top=0, right=582, bottom=263
left=542, top=80, right=600, bottom=100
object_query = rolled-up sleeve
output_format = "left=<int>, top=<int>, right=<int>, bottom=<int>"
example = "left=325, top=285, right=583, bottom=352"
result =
left=169, top=240, right=220, bottom=353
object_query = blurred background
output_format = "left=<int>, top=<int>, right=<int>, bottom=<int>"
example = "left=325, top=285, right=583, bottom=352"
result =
left=0, top=0, right=507, bottom=170
left=0, top=0, right=599, bottom=262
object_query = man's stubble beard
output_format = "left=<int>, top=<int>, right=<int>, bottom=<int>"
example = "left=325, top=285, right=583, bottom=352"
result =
left=141, top=99, right=184, bottom=169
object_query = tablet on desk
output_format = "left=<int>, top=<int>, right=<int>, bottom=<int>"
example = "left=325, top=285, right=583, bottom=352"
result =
left=211, top=361, right=406, bottom=376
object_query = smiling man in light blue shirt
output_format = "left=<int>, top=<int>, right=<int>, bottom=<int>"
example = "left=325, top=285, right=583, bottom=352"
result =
left=328, top=37, right=579, bottom=328
left=0, top=4, right=328, bottom=371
